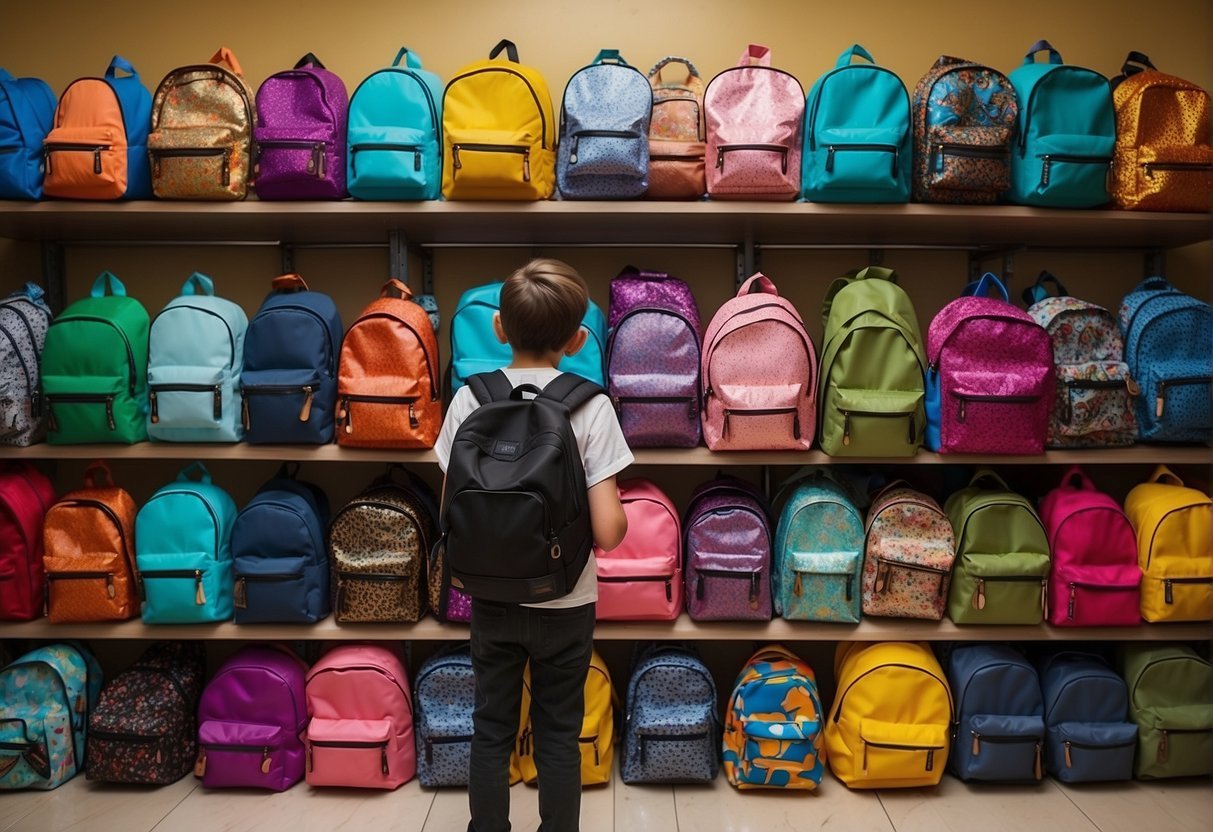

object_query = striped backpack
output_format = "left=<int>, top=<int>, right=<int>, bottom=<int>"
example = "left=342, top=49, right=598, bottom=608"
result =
left=0, top=283, right=52, bottom=446
left=595, top=478, right=682, bottom=621
left=861, top=484, right=955, bottom=621
left=646, top=57, right=706, bottom=199
left=683, top=477, right=772, bottom=621
left=722, top=645, right=824, bottom=790
left=1037, top=651, right=1136, bottom=783
left=947, top=644, right=1044, bottom=783
left=414, top=644, right=474, bottom=788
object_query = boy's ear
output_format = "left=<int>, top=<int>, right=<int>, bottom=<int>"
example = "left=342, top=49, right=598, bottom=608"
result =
left=492, top=312, right=508, bottom=345
left=563, top=327, right=588, bottom=357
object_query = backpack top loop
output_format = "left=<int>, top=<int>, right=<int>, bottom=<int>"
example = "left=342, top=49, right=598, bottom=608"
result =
left=90, top=271, right=126, bottom=298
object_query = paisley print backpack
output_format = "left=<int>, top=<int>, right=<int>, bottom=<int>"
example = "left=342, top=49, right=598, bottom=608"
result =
left=647, top=57, right=707, bottom=198
left=861, top=484, right=956, bottom=620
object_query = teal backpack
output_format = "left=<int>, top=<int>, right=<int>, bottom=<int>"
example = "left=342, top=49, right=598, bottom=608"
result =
left=40, top=271, right=149, bottom=445
left=803, top=44, right=911, bottom=203
left=136, top=463, right=238, bottom=624
left=0, top=642, right=102, bottom=790
left=447, top=281, right=607, bottom=393
left=148, top=273, right=248, bottom=443
left=1007, top=40, right=1115, bottom=207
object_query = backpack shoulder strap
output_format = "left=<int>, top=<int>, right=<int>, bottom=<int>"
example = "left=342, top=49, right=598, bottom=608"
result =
left=466, top=370, right=514, bottom=406
left=538, top=373, right=604, bottom=412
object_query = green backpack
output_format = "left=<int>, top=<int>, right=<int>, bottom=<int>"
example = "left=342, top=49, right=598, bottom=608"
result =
left=945, top=469, right=1050, bottom=625
left=41, top=272, right=149, bottom=444
left=818, top=266, right=925, bottom=456
left=1121, top=644, right=1212, bottom=780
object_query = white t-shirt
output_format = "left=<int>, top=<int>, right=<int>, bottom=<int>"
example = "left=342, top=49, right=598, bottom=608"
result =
left=434, top=367, right=634, bottom=609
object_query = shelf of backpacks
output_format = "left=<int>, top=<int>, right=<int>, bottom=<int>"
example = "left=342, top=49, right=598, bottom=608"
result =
left=0, top=201, right=1208, bottom=248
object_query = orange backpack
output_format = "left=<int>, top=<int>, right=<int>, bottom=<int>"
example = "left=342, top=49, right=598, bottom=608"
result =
left=337, top=279, right=441, bottom=448
left=42, top=461, right=140, bottom=622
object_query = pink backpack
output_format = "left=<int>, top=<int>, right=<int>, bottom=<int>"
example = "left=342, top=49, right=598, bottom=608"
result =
left=1039, top=467, right=1142, bottom=627
left=925, top=273, right=1054, bottom=454
left=304, top=643, right=415, bottom=789
left=704, top=44, right=804, bottom=200
left=595, top=478, right=682, bottom=620
left=702, top=273, right=816, bottom=451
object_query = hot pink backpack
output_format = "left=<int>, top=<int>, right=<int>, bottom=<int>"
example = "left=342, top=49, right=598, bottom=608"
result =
left=704, top=44, right=804, bottom=200
left=925, top=272, right=1054, bottom=454
left=304, top=643, right=415, bottom=789
left=1039, top=466, right=1142, bottom=627
left=702, top=273, right=816, bottom=451
left=595, top=478, right=682, bottom=620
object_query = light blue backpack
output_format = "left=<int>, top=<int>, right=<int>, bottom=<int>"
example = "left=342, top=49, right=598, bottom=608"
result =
left=448, top=281, right=607, bottom=392
left=1038, top=652, right=1136, bottom=783
left=346, top=48, right=444, bottom=200
left=136, top=463, right=238, bottom=624
left=557, top=50, right=652, bottom=199
left=772, top=471, right=865, bottom=623
left=148, top=273, right=248, bottom=442
left=803, top=44, right=911, bottom=203
left=1007, top=40, right=1116, bottom=207
left=0, top=643, right=102, bottom=790
left=414, top=644, right=474, bottom=788
left=948, top=644, right=1045, bottom=783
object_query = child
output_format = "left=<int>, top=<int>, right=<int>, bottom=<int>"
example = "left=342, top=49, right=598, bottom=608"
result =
left=435, top=258, right=632, bottom=832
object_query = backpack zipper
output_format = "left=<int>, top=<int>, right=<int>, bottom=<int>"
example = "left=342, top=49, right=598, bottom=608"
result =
left=1155, top=376, right=1211, bottom=419
left=716, top=143, right=788, bottom=174
left=874, top=557, right=948, bottom=597
left=862, top=740, right=942, bottom=774
left=233, top=572, right=303, bottom=609
left=723, top=407, right=800, bottom=440
left=826, top=143, right=899, bottom=178
left=46, top=570, right=115, bottom=599
left=1163, top=576, right=1212, bottom=605
left=1037, top=153, right=1113, bottom=188
left=350, top=143, right=422, bottom=177
left=1063, top=737, right=1135, bottom=768
left=1155, top=727, right=1212, bottom=764
left=150, top=147, right=231, bottom=186
left=791, top=570, right=852, bottom=602
left=598, top=572, right=674, bottom=602
left=338, top=394, right=420, bottom=434
left=638, top=731, right=709, bottom=765
left=241, top=384, right=315, bottom=429
left=972, top=576, right=1048, bottom=612
left=451, top=143, right=531, bottom=181
left=424, top=734, right=472, bottom=765
left=43, top=142, right=109, bottom=175
left=1142, top=161, right=1213, bottom=178
left=307, top=739, right=390, bottom=775
left=568, top=130, right=636, bottom=164
left=970, top=733, right=1042, bottom=778
left=1067, top=580, right=1139, bottom=619
left=578, top=735, right=601, bottom=766
left=199, top=743, right=274, bottom=774
left=839, top=409, right=916, bottom=447
left=255, top=140, right=328, bottom=178
left=149, top=384, right=223, bottom=424
left=612, top=395, right=697, bottom=423
left=694, top=568, right=763, bottom=609
left=932, top=142, right=1007, bottom=171
left=954, top=393, right=1040, bottom=422
left=650, top=152, right=705, bottom=162
left=45, top=393, right=115, bottom=432
left=139, top=568, right=207, bottom=605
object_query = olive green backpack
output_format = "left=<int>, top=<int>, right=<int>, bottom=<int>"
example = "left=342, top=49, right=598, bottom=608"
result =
left=1121, top=644, right=1212, bottom=779
left=818, top=266, right=926, bottom=456
left=945, top=469, right=1050, bottom=625
left=40, top=271, right=150, bottom=444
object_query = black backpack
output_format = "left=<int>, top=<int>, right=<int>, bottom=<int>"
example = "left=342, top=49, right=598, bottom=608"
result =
left=440, top=370, right=602, bottom=603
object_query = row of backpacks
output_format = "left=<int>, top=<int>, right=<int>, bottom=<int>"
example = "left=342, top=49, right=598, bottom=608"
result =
left=4, top=639, right=1209, bottom=793
left=1, top=40, right=1209, bottom=211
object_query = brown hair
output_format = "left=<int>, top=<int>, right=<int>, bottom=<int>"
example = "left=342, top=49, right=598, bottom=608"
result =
left=498, top=258, right=589, bottom=353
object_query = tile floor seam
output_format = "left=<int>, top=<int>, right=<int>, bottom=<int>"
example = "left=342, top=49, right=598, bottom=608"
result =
left=1046, top=777, right=1107, bottom=832
left=146, top=781, right=203, bottom=832
left=873, top=790, right=901, bottom=832
left=671, top=784, right=681, bottom=832
left=419, top=789, right=440, bottom=832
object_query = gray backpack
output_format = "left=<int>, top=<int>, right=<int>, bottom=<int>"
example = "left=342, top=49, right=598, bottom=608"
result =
left=0, top=283, right=52, bottom=446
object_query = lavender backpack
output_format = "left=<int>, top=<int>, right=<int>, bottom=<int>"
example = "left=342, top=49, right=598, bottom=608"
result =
left=196, top=644, right=309, bottom=791
left=683, top=477, right=773, bottom=621
left=925, top=272, right=1054, bottom=454
left=607, top=266, right=701, bottom=447
left=254, top=53, right=349, bottom=200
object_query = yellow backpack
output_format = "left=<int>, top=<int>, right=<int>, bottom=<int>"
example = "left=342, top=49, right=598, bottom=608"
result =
left=824, top=642, right=954, bottom=789
left=510, top=647, right=616, bottom=785
left=1124, top=465, right=1212, bottom=622
left=441, top=39, right=556, bottom=200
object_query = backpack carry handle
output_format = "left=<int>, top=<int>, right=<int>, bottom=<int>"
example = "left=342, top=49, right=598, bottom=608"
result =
left=381, top=278, right=413, bottom=299
left=931, top=55, right=969, bottom=70
left=210, top=47, right=245, bottom=76
left=594, top=49, right=628, bottom=66
left=271, top=273, right=309, bottom=293
left=649, top=56, right=700, bottom=81
left=392, top=48, right=424, bottom=70
left=295, top=52, right=326, bottom=70
left=509, top=384, right=544, bottom=401
left=739, top=272, right=778, bottom=297
left=1134, top=276, right=1173, bottom=294
left=90, top=271, right=127, bottom=298
left=969, top=468, right=1010, bottom=490
left=83, top=460, right=114, bottom=488
left=1148, top=465, right=1185, bottom=487
left=1060, top=465, right=1095, bottom=491
left=181, top=272, right=215, bottom=297
left=1022, top=270, right=1069, bottom=305
left=1119, top=51, right=1156, bottom=77
left=176, top=461, right=213, bottom=484
left=275, top=461, right=301, bottom=480
left=490, top=39, right=520, bottom=63
left=616, top=265, right=670, bottom=281
left=964, top=272, right=1010, bottom=302
left=105, top=55, right=139, bottom=79
left=1024, top=40, right=1064, bottom=65
left=836, top=44, right=876, bottom=67
left=739, top=44, right=771, bottom=67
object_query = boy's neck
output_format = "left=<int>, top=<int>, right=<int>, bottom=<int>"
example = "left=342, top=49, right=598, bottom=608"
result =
left=508, top=348, right=564, bottom=370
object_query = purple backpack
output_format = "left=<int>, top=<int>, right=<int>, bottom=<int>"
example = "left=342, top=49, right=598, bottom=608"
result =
left=606, top=266, right=701, bottom=447
left=683, top=477, right=773, bottom=620
left=925, top=272, right=1054, bottom=454
left=196, top=644, right=309, bottom=791
left=254, top=53, right=349, bottom=200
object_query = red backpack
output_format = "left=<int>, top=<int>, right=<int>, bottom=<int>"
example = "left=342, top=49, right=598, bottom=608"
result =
left=0, top=461, right=55, bottom=620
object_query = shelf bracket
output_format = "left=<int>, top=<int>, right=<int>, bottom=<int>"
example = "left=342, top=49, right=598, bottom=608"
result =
left=736, top=233, right=760, bottom=288
left=421, top=248, right=434, bottom=296
left=868, top=248, right=884, bottom=267
left=967, top=251, right=983, bottom=283
left=389, top=229, right=408, bottom=285
left=280, top=242, right=296, bottom=276
left=761, top=465, right=774, bottom=503
left=41, top=241, right=66, bottom=315
left=1001, top=251, right=1015, bottom=291
left=1144, top=249, right=1166, bottom=278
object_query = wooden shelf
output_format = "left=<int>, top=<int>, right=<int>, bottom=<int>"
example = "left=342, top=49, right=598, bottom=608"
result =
left=0, top=201, right=1207, bottom=248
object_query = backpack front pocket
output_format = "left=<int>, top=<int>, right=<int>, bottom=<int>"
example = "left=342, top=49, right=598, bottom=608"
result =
left=306, top=718, right=394, bottom=788
left=199, top=720, right=289, bottom=790
left=784, top=550, right=860, bottom=623
left=348, top=127, right=434, bottom=196
left=713, top=142, right=794, bottom=194
left=43, top=126, right=126, bottom=199
left=335, top=561, right=422, bottom=623
left=716, top=383, right=804, bottom=449
left=148, top=366, right=227, bottom=432
left=811, top=128, right=903, bottom=195
left=688, top=552, right=768, bottom=621
left=633, top=721, right=715, bottom=784
left=0, top=712, right=66, bottom=789
left=960, top=713, right=1044, bottom=782
left=1132, top=143, right=1212, bottom=211
left=863, top=544, right=952, bottom=621
left=1053, top=361, right=1137, bottom=446
left=736, top=718, right=821, bottom=789
left=139, top=551, right=230, bottom=624
left=234, top=555, right=309, bottom=624
left=1048, top=721, right=1136, bottom=783
left=925, top=125, right=1010, bottom=193
left=648, top=139, right=706, bottom=198
left=44, top=551, right=129, bottom=622
left=241, top=369, right=325, bottom=444
left=149, top=126, right=246, bottom=200
left=1148, top=362, right=1211, bottom=440
left=448, top=129, right=535, bottom=189
left=1138, top=705, right=1213, bottom=779
left=951, top=552, right=1050, bottom=625
left=254, top=126, right=334, bottom=189
left=857, top=719, right=946, bottom=785
left=944, top=369, right=1050, bottom=454
left=420, top=730, right=472, bottom=786
left=1030, top=133, right=1114, bottom=206
left=598, top=555, right=679, bottom=621
left=827, top=388, right=922, bottom=456
left=42, top=374, right=140, bottom=444
left=445, top=489, right=556, bottom=595
left=1055, top=574, right=1141, bottom=626
left=1142, top=573, right=1212, bottom=623
left=336, top=393, right=430, bottom=449
left=565, top=130, right=645, bottom=177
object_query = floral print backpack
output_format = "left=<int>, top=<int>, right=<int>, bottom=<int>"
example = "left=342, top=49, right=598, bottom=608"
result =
left=862, top=483, right=956, bottom=620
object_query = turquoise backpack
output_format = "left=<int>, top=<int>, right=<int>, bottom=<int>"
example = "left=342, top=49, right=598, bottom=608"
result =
left=1007, top=40, right=1115, bottom=207
left=148, top=273, right=248, bottom=443
left=773, top=471, right=865, bottom=623
left=136, top=463, right=238, bottom=624
left=0, top=643, right=102, bottom=790
left=803, top=44, right=911, bottom=203
left=447, top=281, right=607, bottom=393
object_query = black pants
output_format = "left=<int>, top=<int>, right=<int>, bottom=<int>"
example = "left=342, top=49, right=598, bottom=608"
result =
left=468, top=599, right=596, bottom=832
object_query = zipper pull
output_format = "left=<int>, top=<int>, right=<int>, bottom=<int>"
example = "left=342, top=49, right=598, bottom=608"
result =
left=891, top=146, right=899, bottom=179
left=640, top=735, right=646, bottom=765
left=569, top=135, right=579, bottom=164
left=409, top=402, right=419, bottom=429
left=299, top=386, right=314, bottom=422
left=522, top=149, right=531, bottom=182
left=1144, top=163, right=1155, bottom=180
left=934, top=144, right=945, bottom=173
left=780, top=148, right=787, bottom=175
left=261, top=747, right=272, bottom=775
left=1034, top=742, right=1042, bottom=780
left=908, top=414, right=916, bottom=445
left=194, top=748, right=207, bottom=778
left=426, top=737, right=434, bottom=764
left=234, top=577, right=247, bottom=609
left=1041, top=579, right=1048, bottom=613
left=136, top=572, right=146, bottom=600
left=106, top=574, right=116, bottom=600
left=1157, top=730, right=1169, bottom=764
left=843, top=412, right=851, bottom=446
left=973, top=578, right=986, bottom=610
left=43, top=147, right=52, bottom=176
left=93, top=148, right=102, bottom=175
left=695, top=574, right=704, bottom=601
left=381, top=746, right=389, bottom=775
left=48, top=405, right=59, bottom=433
left=792, top=411, right=801, bottom=440
left=958, top=398, right=967, bottom=423
left=722, top=409, right=730, bottom=438
left=826, top=146, right=836, bottom=174
left=452, top=145, right=462, bottom=170
left=306, top=146, right=317, bottom=175
left=307, top=744, right=314, bottom=772
left=971, top=732, right=981, bottom=757
left=664, top=578, right=672, bottom=603
left=844, top=573, right=853, bottom=603
left=149, top=391, right=159, bottom=424
left=221, top=152, right=231, bottom=187
left=593, top=738, right=600, bottom=766
left=213, top=386, right=223, bottom=421
left=1165, top=578, right=1174, bottom=605
left=1064, top=741, right=1073, bottom=768
left=1126, top=375, right=1140, bottom=397
left=242, top=395, right=251, bottom=431
left=1040, top=156, right=1051, bottom=188
left=105, top=396, right=115, bottom=431
left=153, top=154, right=162, bottom=178
left=406, top=148, right=417, bottom=172
left=875, top=562, right=888, bottom=594
left=194, top=570, right=206, bottom=606
left=155, top=747, right=163, bottom=764
left=793, top=572, right=803, bottom=597
left=687, top=397, right=697, bottom=423
left=550, top=536, right=561, bottom=560
left=1068, top=584, right=1076, bottom=620
left=862, top=742, right=869, bottom=775
left=317, top=146, right=326, bottom=178
left=936, top=574, right=945, bottom=597
left=1156, top=381, right=1166, bottom=419
left=750, top=572, right=760, bottom=610
left=341, top=398, right=352, bottom=434
left=715, top=147, right=725, bottom=169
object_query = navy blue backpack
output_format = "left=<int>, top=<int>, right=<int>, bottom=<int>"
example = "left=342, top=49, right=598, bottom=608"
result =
left=1038, top=652, right=1136, bottom=783
left=0, top=68, right=56, bottom=200
left=947, top=644, right=1045, bottom=783
left=230, top=463, right=331, bottom=624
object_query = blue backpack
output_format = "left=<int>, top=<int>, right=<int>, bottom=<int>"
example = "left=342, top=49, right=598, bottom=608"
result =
left=557, top=50, right=652, bottom=199
left=241, top=273, right=343, bottom=445
left=948, top=644, right=1045, bottom=783
left=136, top=463, right=238, bottom=624
left=448, top=281, right=607, bottom=392
left=346, top=48, right=443, bottom=200
left=803, top=44, right=911, bottom=203
left=414, top=644, right=474, bottom=788
left=0, top=642, right=102, bottom=791
left=148, top=273, right=248, bottom=443
left=1007, top=40, right=1116, bottom=207
left=0, top=68, right=56, bottom=200
left=621, top=644, right=719, bottom=785
left=1038, top=652, right=1136, bottom=783
left=1118, top=276, right=1212, bottom=443
left=230, top=463, right=330, bottom=625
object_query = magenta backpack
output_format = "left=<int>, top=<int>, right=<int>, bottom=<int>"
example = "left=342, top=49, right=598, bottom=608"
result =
left=925, top=272, right=1054, bottom=454
left=1039, top=467, right=1141, bottom=627
left=702, top=273, right=816, bottom=451
left=704, top=44, right=804, bottom=200
left=254, top=53, right=349, bottom=200
left=596, top=478, right=683, bottom=620
left=607, top=266, right=701, bottom=448
left=196, top=644, right=309, bottom=791
left=683, top=477, right=773, bottom=621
